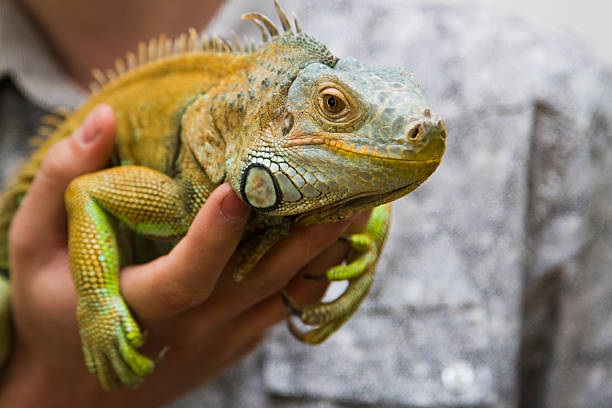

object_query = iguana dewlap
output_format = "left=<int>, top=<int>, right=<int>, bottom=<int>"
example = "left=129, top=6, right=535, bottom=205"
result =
left=0, top=1, right=446, bottom=390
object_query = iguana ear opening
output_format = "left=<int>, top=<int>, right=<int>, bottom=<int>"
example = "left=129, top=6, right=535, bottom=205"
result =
left=240, top=164, right=281, bottom=211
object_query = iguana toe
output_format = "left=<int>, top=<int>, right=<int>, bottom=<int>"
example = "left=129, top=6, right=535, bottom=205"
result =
left=283, top=205, right=390, bottom=343
left=78, top=296, right=154, bottom=390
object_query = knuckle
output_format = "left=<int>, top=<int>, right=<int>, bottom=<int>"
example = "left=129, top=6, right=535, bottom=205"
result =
left=40, top=140, right=79, bottom=184
left=8, top=219, right=36, bottom=257
left=245, top=273, right=283, bottom=302
left=157, top=273, right=213, bottom=313
left=305, top=222, right=346, bottom=255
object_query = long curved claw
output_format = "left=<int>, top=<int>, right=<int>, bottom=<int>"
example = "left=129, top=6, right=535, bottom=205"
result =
left=284, top=269, right=374, bottom=344
left=282, top=204, right=390, bottom=344
left=281, top=290, right=303, bottom=317
left=285, top=268, right=375, bottom=325
left=287, top=315, right=349, bottom=345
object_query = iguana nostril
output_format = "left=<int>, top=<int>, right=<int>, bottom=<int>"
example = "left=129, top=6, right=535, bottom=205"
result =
left=438, top=120, right=447, bottom=139
left=407, top=125, right=423, bottom=143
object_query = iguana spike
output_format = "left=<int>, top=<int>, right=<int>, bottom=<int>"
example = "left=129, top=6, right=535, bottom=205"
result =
left=89, top=81, right=100, bottom=93
left=244, top=36, right=254, bottom=52
left=212, top=35, right=223, bottom=51
left=175, top=33, right=187, bottom=53
left=125, top=52, right=137, bottom=70
left=242, top=13, right=279, bottom=37
left=41, top=114, right=63, bottom=127
left=208, top=35, right=217, bottom=51
left=105, top=69, right=117, bottom=82
left=137, top=42, right=147, bottom=64
left=149, top=38, right=163, bottom=61
left=230, top=30, right=243, bottom=52
left=293, top=13, right=302, bottom=33
left=216, top=36, right=229, bottom=52
left=37, top=126, right=53, bottom=136
left=164, top=37, right=173, bottom=56
left=91, top=68, right=107, bottom=85
left=273, top=0, right=292, bottom=33
left=114, top=58, right=126, bottom=74
left=148, top=38, right=157, bottom=62
left=188, top=28, right=199, bottom=51
left=199, top=34, right=208, bottom=50
left=223, top=38, right=235, bottom=52
left=244, top=16, right=269, bottom=42
left=28, top=135, right=45, bottom=147
left=54, top=107, right=71, bottom=117
left=157, top=34, right=167, bottom=57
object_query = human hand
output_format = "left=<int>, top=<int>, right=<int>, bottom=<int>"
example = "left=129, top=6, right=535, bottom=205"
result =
left=0, top=105, right=368, bottom=407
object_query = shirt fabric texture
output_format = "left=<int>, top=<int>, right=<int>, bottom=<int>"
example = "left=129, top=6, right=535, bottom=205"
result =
left=1, top=0, right=611, bottom=407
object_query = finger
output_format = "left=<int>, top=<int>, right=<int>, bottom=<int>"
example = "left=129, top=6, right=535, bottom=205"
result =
left=345, top=209, right=372, bottom=235
left=226, top=236, right=351, bottom=335
left=9, top=105, right=116, bottom=268
left=121, top=183, right=250, bottom=325
left=196, top=218, right=364, bottom=336
left=170, top=216, right=354, bottom=333
left=140, top=329, right=264, bottom=406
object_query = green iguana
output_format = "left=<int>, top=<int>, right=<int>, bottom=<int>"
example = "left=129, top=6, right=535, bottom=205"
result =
left=0, top=1, right=446, bottom=391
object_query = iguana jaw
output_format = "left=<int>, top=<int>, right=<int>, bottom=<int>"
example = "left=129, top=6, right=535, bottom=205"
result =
left=294, top=157, right=442, bottom=226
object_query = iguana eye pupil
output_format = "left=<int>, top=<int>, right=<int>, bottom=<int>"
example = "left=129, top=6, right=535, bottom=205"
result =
left=316, top=86, right=355, bottom=123
left=326, top=96, right=337, bottom=108
left=322, top=94, right=345, bottom=113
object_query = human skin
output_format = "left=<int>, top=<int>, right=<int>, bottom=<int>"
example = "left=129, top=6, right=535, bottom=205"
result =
left=0, top=1, right=370, bottom=405
left=21, top=0, right=228, bottom=88
left=0, top=105, right=368, bottom=406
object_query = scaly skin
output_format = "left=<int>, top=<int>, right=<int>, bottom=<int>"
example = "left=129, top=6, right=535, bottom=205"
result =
left=0, top=2, right=446, bottom=390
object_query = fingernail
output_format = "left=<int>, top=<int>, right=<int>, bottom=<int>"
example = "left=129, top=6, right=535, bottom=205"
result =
left=73, top=108, right=100, bottom=145
left=221, top=189, right=250, bottom=220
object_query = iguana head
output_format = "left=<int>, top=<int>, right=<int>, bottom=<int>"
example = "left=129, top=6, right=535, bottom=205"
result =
left=234, top=56, right=445, bottom=218
left=229, top=5, right=446, bottom=221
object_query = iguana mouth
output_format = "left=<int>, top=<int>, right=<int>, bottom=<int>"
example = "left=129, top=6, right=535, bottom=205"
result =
left=342, top=180, right=421, bottom=211
left=294, top=178, right=423, bottom=225
left=285, top=138, right=444, bottom=162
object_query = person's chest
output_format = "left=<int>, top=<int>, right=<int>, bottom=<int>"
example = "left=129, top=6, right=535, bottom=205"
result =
left=0, top=78, right=48, bottom=186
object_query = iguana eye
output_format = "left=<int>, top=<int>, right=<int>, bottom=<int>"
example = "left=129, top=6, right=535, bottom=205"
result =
left=324, top=94, right=343, bottom=112
left=317, top=87, right=350, bottom=121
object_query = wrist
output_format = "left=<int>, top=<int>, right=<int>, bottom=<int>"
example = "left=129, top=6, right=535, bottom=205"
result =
left=0, top=343, right=101, bottom=407
left=0, top=344, right=45, bottom=406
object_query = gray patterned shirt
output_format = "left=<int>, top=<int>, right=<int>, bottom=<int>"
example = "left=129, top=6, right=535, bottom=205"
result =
left=1, top=0, right=611, bottom=407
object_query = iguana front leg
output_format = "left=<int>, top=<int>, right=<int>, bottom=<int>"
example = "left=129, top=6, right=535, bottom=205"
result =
left=65, top=166, right=196, bottom=390
left=283, top=204, right=390, bottom=344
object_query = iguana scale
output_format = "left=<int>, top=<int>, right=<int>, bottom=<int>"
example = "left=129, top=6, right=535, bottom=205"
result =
left=0, top=2, right=446, bottom=390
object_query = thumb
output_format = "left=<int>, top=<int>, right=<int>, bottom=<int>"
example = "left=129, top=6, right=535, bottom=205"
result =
left=10, top=104, right=116, bottom=267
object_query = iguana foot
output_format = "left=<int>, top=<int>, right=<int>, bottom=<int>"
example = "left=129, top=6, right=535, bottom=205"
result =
left=282, top=204, right=390, bottom=344
left=78, top=295, right=154, bottom=390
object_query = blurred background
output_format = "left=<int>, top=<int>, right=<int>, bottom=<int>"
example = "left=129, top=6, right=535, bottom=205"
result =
left=445, top=0, right=612, bottom=68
